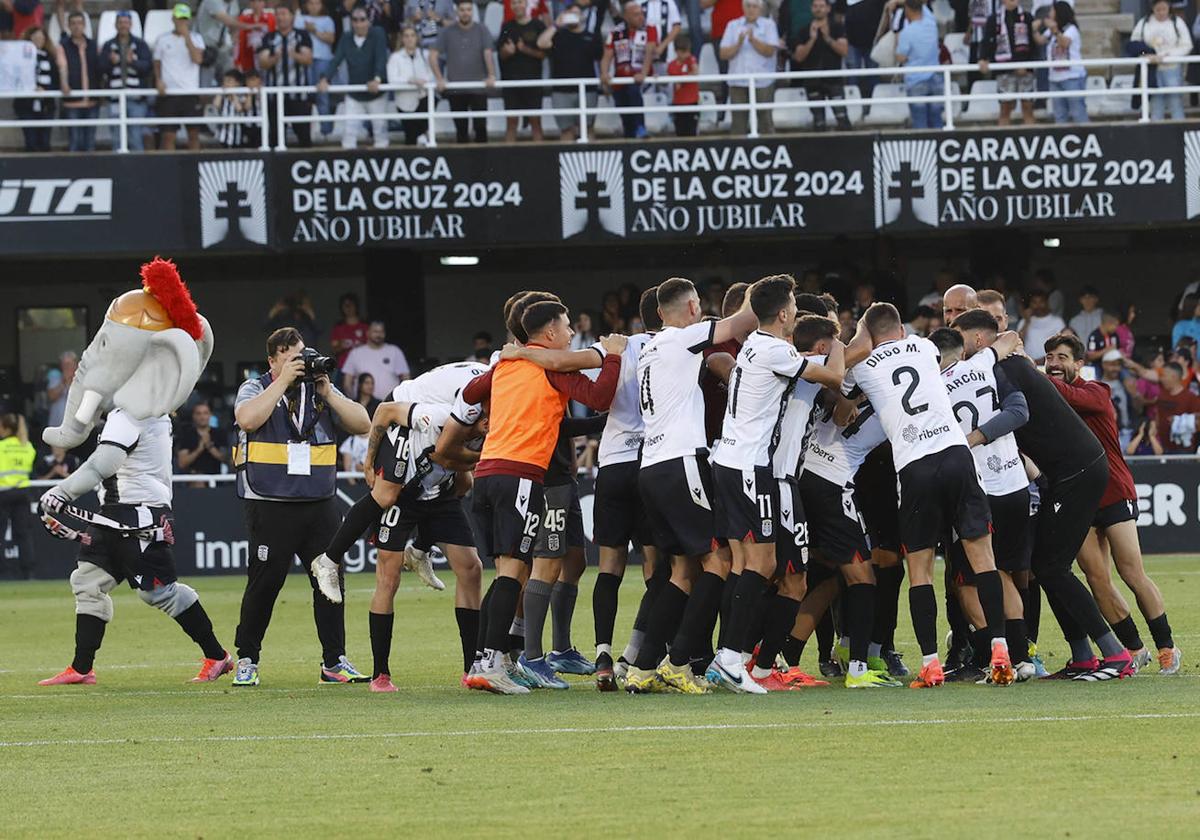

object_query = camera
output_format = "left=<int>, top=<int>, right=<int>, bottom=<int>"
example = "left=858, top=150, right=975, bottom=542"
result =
left=299, top=347, right=337, bottom=381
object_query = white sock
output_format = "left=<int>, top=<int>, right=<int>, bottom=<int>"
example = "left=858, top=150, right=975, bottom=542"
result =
left=751, top=665, right=773, bottom=679
left=509, top=617, right=525, bottom=636
left=483, top=649, right=500, bottom=670
left=849, top=660, right=868, bottom=678
left=596, top=643, right=612, bottom=658
left=991, top=637, right=1008, bottom=649
left=922, top=653, right=939, bottom=667
left=868, top=642, right=883, bottom=659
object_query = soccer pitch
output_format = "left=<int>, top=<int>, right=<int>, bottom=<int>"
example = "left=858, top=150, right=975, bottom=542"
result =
left=3, top=556, right=1197, bottom=839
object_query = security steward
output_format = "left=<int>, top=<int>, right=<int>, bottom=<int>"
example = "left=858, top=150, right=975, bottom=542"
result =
left=231, top=327, right=371, bottom=686
left=0, top=413, right=36, bottom=579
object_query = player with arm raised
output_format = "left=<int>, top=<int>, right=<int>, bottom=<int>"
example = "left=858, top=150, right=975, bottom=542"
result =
left=844, top=303, right=1013, bottom=688
left=624, top=277, right=758, bottom=694
left=707, top=280, right=846, bottom=694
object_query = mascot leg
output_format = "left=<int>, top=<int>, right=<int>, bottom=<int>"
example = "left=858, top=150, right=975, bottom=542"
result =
left=140, top=582, right=227, bottom=664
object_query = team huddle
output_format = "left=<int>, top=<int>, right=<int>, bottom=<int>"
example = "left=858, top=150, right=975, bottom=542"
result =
left=34, top=271, right=1182, bottom=694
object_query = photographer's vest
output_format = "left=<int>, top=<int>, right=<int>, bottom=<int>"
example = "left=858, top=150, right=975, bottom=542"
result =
left=234, top=374, right=337, bottom=501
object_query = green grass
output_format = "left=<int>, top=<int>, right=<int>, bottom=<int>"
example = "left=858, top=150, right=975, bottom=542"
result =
left=2, top=556, right=1198, bottom=839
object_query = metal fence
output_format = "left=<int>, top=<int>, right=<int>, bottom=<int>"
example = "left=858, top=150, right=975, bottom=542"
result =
left=2, top=54, right=1199, bottom=151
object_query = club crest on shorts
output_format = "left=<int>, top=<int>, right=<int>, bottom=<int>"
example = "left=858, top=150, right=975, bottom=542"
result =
left=761, top=519, right=773, bottom=538
left=548, top=533, right=561, bottom=552
left=520, top=536, right=532, bottom=554
left=257, top=544, right=269, bottom=562
left=378, top=526, right=390, bottom=544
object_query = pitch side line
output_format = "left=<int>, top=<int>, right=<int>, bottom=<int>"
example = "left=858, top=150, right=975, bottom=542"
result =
left=3, top=712, right=1199, bottom=749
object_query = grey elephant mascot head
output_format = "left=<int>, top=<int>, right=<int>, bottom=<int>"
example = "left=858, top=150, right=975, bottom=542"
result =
left=43, top=257, right=214, bottom=450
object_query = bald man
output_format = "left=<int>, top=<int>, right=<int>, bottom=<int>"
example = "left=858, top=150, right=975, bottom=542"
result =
left=943, top=284, right=978, bottom=326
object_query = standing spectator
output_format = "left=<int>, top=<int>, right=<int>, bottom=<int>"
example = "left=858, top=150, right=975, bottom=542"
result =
left=0, top=414, right=35, bottom=580
left=351, top=372, right=382, bottom=418
left=57, top=11, right=100, bottom=152
left=37, top=445, right=81, bottom=480
left=1126, top=417, right=1164, bottom=456
left=1017, top=290, right=1065, bottom=362
left=789, top=0, right=850, bottom=132
left=46, top=351, right=77, bottom=430
left=154, top=4, right=205, bottom=151
left=341, top=321, right=410, bottom=395
left=1086, top=311, right=1121, bottom=373
left=236, top=0, right=276, bottom=72
left=258, top=3, right=315, bottom=149
left=539, top=4, right=603, bottom=143
left=52, top=0, right=92, bottom=40
left=318, top=8, right=391, bottom=149
left=895, top=0, right=942, bottom=129
left=213, top=69, right=254, bottom=147
left=570, top=312, right=597, bottom=349
left=778, top=0, right=815, bottom=71
left=496, top=0, right=548, bottom=143
left=601, top=0, right=658, bottom=139
left=1133, top=0, right=1192, bottom=121
left=1100, top=349, right=1143, bottom=451
left=1155, top=362, right=1200, bottom=451
left=1171, top=296, right=1200, bottom=347
left=719, top=0, right=781, bottom=136
left=1116, top=302, right=1137, bottom=357
left=175, top=402, right=231, bottom=474
left=1069, top=284, right=1103, bottom=339
left=101, top=11, right=154, bottom=153
left=979, top=0, right=1037, bottom=126
left=266, top=292, right=321, bottom=348
left=429, top=0, right=497, bottom=144
left=298, top=0, right=337, bottom=136
left=844, top=0, right=884, bottom=98
left=667, top=31, right=699, bottom=136
left=15, top=27, right=60, bottom=153
left=468, top=330, right=494, bottom=360
left=1039, top=2, right=1087, bottom=124
left=406, top=0, right=454, bottom=50
left=599, top=290, right=626, bottom=332
left=6, top=0, right=45, bottom=39
left=388, top=24, right=435, bottom=145
left=502, top=0, right=550, bottom=21
left=701, top=0, right=744, bottom=115
left=330, top=292, right=369, bottom=367
left=196, top=0, right=253, bottom=84
left=642, top=0, right=681, bottom=76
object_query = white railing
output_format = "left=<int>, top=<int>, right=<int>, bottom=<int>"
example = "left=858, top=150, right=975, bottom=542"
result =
left=1, top=54, right=1198, bottom=150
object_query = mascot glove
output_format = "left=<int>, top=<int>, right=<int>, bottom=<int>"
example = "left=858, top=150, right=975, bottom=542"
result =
left=38, top=486, right=73, bottom=515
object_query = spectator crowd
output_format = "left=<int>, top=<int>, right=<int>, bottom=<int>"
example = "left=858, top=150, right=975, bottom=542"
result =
left=4, top=0, right=1200, bottom=150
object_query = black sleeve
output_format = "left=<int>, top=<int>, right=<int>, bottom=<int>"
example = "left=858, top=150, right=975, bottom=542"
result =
left=686, top=320, right=718, bottom=354
left=561, top=413, right=608, bottom=436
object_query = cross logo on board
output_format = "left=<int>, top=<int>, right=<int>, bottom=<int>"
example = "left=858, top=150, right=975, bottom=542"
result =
left=558, top=150, right=626, bottom=239
left=872, top=139, right=938, bottom=229
left=198, top=159, right=269, bottom=249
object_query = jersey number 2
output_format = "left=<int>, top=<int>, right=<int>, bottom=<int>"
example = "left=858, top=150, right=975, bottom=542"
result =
left=891, top=366, right=928, bottom=416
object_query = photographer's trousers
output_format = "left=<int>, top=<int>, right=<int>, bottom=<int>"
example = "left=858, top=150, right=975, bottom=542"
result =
left=235, top=498, right=345, bottom=667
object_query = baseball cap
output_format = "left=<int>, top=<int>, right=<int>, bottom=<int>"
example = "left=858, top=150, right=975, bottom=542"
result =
left=173, top=3, right=192, bottom=19
left=1102, top=349, right=1123, bottom=363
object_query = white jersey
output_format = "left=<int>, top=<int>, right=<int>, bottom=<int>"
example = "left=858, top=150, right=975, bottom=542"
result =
left=941, top=348, right=1026, bottom=496
left=771, top=354, right=827, bottom=480
left=390, top=401, right=457, bottom=501
left=392, top=360, right=489, bottom=406
left=713, top=330, right=807, bottom=471
left=96, top=410, right=173, bottom=508
left=597, top=332, right=652, bottom=467
left=802, top=395, right=887, bottom=487
left=638, top=320, right=717, bottom=468
left=847, top=335, right=968, bottom=472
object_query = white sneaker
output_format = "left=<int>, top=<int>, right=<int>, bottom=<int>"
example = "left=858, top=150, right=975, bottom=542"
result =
left=705, top=648, right=766, bottom=694
left=404, top=544, right=446, bottom=591
left=1014, top=661, right=1037, bottom=682
left=470, top=667, right=531, bottom=695
left=310, top=554, right=343, bottom=604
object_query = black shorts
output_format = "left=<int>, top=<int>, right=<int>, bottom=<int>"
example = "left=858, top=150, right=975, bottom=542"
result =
left=533, top=482, right=585, bottom=558
left=1094, top=498, right=1137, bottom=530
left=77, top=505, right=177, bottom=592
left=502, top=86, right=542, bottom=111
left=713, top=463, right=778, bottom=544
left=1033, top=455, right=1108, bottom=577
left=898, top=447, right=992, bottom=554
left=593, top=460, right=654, bottom=548
left=948, top=486, right=1030, bottom=584
left=798, top=471, right=870, bottom=566
left=243, top=497, right=341, bottom=567
left=471, top=473, right=543, bottom=563
left=855, top=443, right=900, bottom=553
left=157, top=94, right=201, bottom=120
left=639, top=454, right=716, bottom=558
left=374, top=495, right=475, bottom=552
left=775, top=477, right=808, bottom=575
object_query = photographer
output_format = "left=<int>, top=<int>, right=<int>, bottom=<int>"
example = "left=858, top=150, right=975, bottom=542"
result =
left=230, top=327, right=371, bottom=687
